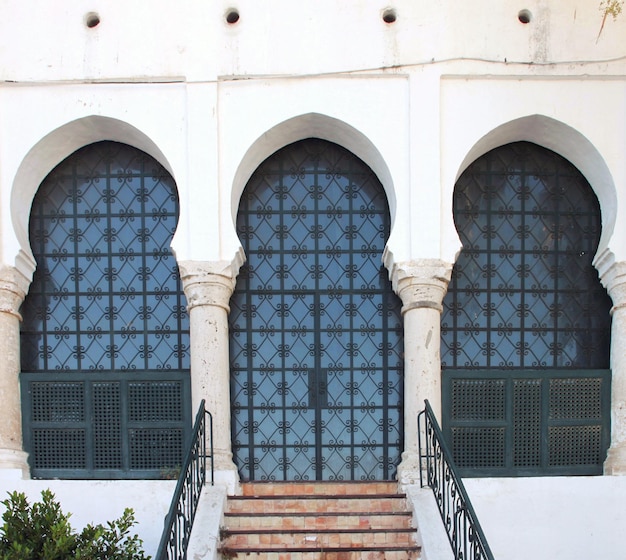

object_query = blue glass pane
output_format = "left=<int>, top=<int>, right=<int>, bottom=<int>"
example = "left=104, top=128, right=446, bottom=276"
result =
left=46, top=334, right=78, bottom=370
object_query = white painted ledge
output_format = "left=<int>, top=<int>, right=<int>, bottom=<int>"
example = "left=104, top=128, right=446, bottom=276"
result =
left=405, top=485, right=454, bottom=560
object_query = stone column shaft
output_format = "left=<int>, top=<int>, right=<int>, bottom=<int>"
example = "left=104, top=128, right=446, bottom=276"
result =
left=602, top=261, right=626, bottom=474
left=180, top=260, right=240, bottom=490
left=392, top=259, right=452, bottom=485
left=0, top=266, right=30, bottom=478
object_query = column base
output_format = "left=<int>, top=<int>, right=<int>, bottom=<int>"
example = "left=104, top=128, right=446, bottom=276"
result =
left=397, top=451, right=423, bottom=487
left=212, top=454, right=240, bottom=494
left=604, top=444, right=626, bottom=475
left=0, top=449, right=29, bottom=479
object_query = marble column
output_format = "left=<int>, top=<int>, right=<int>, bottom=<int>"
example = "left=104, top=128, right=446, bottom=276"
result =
left=0, top=266, right=30, bottom=478
left=391, top=259, right=453, bottom=485
left=601, top=261, right=626, bottom=474
left=179, top=260, right=241, bottom=491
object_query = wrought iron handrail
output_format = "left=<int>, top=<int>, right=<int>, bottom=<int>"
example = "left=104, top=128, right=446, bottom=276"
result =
left=155, top=399, right=214, bottom=560
left=418, top=399, right=495, bottom=560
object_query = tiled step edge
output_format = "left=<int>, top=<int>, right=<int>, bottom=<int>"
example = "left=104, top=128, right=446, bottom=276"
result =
left=240, top=482, right=400, bottom=496
left=226, top=495, right=409, bottom=510
left=219, top=544, right=421, bottom=554
left=216, top=552, right=421, bottom=560
left=223, top=528, right=416, bottom=536
left=224, top=511, right=412, bottom=516
left=229, top=493, right=407, bottom=500
left=223, top=510, right=413, bottom=530
left=223, top=511, right=413, bottom=525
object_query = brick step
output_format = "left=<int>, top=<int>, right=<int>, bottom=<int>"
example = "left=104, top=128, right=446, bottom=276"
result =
left=219, top=482, right=420, bottom=558
left=224, top=511, right=413, bottom=530
left=227, top=495, right=409, bottom=514
left=224, top=528, right=416, bottom=547
left=219, top=545, right=421, bottom=555
left=241, top=481, right=399, bottom=496
left=217, top=551, right=420, bottom=560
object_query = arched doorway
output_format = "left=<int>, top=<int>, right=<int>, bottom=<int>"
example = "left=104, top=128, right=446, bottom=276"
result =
left=20, top=141, right=191, bottom=479
left=441, top=141, right=612, bottom=476
left=230, top=139, right=403, bottom=481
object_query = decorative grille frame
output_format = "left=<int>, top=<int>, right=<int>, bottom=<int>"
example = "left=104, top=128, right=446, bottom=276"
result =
left=442, top=369, right=611, bottom=477
left=229, top=139, right=404, bottom=481
left=21, top=371, right=191, bottom=479
left=442, top=142, right=611, bottom=372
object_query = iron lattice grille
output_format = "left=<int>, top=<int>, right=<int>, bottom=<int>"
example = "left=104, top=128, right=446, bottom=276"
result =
left=230, top=139, right=404, bottom=481
left=441, top=142, right=612, bottom=476
left=20, top=141, right=191, bottom=479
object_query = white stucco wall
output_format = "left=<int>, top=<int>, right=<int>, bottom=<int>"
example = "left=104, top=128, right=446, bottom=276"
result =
left=1, top=1, right=623, bottom=82
left=465, top=476, right=626, bottom=560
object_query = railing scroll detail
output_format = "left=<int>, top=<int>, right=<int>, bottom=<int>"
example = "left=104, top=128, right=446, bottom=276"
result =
left=156, top=399, right=214, bottom=560
left=418, top=399, right=495, bottom=560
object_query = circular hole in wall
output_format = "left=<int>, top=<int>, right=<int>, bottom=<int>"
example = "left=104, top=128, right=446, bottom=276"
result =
left=518, top=9, right=532, bottom=24
left=225, top=8, right=240, bottom=24
left=382, top=8, right=397, bottom=24
left=84, top=11, right=101, bottom=28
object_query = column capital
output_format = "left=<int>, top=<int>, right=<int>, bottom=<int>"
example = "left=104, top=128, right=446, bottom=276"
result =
left=599, top=260, right=626, bottom=314
left=179, top=260, right=242, bottom=312
left=390, top=259, right=453, bottom=314
left=0, top=265, right=30, bottom=320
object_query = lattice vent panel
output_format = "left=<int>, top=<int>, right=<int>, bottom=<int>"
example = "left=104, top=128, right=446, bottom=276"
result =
left=443, top=370, right=610, bottom=476
left=513, top=379, right=541, bottom=468
left=22, top=373, right=190, bottom=478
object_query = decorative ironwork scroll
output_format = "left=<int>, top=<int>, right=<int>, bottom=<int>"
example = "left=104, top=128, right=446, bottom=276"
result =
left=230, top=139, right=403, bottom=481
left=441, top=142, right=612, bottom=475
left=156, top=399, right=214, bottom=560
left=419, top=400, right=495, bottom=560
left=21, top=141, right=191, bottom=477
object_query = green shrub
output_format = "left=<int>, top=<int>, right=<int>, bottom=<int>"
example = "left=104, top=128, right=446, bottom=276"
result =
left=0, top=489, right=151, bottom=560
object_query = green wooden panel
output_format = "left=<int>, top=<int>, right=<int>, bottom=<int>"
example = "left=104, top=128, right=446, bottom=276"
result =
left=21, top=371, right=191, bottom=479
left=442, top=369, right=611, bottom=476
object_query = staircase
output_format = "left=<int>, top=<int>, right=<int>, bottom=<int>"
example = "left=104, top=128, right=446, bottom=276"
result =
left=218, top=481, right=420, bottom=559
